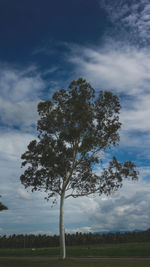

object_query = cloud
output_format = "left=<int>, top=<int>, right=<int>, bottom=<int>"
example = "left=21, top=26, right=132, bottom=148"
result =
left=0, top=130, right=36, bottom=213
left=17, top=188, right=32, bottom=200
left=0, top=128, right=60, bottom=235
left=29, top=230, right=53, bottom=235
left=62, top=173, right=150, bottom=233
left=0, top=64, right=46, bottom=130
left=84, top=177, right=150, bottom=232
left=66, top=226, right=92, bottom=234
left=68, top=44, right=150, bottom=94
left=100, top=0, right=150, bottom=46
left=0, top=98, right=38, bottom=130
left=67, top=42, right=150, bottom=156
left=0, top=131, right=35, bottom=161
left=121, top=94, right=150, bottom=132
left=0, top=65, right=45, bottom=102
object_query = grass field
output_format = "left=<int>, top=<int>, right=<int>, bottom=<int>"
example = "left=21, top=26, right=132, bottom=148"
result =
left=0, top=258, right=150, bottom=267
left=1, top=242, right=150, bottom=267
left=1, top=242, right=150, bottom=257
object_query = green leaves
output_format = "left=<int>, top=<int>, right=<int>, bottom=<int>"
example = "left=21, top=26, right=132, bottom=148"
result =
left=0, top=196, right=8, bottom=211
left=20, top=78, right=138, bottom=200
left=99, top=157, right=139, bottom=195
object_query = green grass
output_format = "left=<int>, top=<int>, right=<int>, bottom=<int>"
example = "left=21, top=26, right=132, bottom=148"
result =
left=0, top=247, right=59, bottom=257
left=1, top=242, right=150, bottom=258
left=67, top=242, right=150, bottom=257
left=0, top=258, right=150, bottom=267
left=1, top=242, right=150, bottom=267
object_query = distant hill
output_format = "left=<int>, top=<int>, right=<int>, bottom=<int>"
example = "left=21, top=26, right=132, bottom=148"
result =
left=94, top=229, right=143, bottom=235
left=145, top=228, right=150, bottom=232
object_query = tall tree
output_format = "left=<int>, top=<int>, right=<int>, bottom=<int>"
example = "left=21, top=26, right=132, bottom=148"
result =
left=0, top=196, right=8, bottom=211
left=20, top=78, right=138, bottom=259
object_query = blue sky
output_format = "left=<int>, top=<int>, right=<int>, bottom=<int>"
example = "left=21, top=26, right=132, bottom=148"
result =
left=1, top=0, right=150, bottom=235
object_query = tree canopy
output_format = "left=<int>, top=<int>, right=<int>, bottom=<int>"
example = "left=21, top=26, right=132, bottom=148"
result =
left=20, top=78, right=138, bottom=259
left=0, top=196, right=8, bottom=211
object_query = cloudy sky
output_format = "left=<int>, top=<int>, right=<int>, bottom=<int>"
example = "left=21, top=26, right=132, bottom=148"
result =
left=1, top=0, right=150, bottom=236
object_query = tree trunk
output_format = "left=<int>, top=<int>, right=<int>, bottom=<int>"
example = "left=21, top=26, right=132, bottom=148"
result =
left=59, top=191, right=66, bottom=259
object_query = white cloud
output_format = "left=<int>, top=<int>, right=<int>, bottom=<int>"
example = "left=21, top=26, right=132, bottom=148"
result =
left=69, top=45, right=150, bottom=94
left=0, top=131, right=35, bottom=161
left=66, top=226, right=92, bottom=234
left=64, top=173, right=150, bottom=233
left=0, top=128, right=59, bottom=234
left=100, top=0, right=150, bottom=45
left=121, top=94, right=150, bottom=132
left=17, top=188, right=32, bottom=200
left=0, top=64, right=53, bottom=235
left=0, top=98, right=38, bottom=129
left=0, top=65, right=46, bottom=130
left=0, top=65, right=45, bottom=102
left=85, top=177, right=150, bottom=232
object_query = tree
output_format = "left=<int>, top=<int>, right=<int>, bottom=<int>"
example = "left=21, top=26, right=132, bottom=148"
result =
left=20, top=78, right=138, bottom=259
left=0, top=196, right=8, bottom=211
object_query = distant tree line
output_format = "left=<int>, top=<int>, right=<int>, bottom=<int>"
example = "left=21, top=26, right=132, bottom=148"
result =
left=0, top=230, right=150, bottom=249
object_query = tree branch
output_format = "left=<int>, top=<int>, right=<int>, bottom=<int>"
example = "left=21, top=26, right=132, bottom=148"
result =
left=64, top=140, right=79, bottom=190
left=65, top=189, right=99, bottom=199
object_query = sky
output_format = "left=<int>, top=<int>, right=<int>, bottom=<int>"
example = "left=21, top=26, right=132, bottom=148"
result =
left=1, top=0, right=150, bottom=236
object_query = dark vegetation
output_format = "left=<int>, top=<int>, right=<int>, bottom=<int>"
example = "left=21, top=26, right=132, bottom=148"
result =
left=0, top=196, right=8, bottom=211
left=0, top=230, right=150, bottom=249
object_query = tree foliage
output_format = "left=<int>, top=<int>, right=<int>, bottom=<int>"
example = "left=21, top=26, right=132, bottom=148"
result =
left=21, top=78, right=138, bottom=198
left=1, top=230, right=150, bottom=249
left=20, top=78, right=138, bottom=258
left=0, top=196, right=8, bottom=211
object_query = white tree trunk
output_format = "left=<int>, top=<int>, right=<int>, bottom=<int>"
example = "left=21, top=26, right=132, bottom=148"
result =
left=59, top=191, right=66, bottom=259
